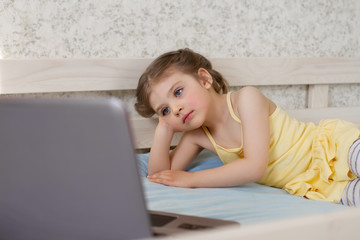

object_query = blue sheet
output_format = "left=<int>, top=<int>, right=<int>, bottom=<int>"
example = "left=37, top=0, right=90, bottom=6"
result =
left=136, top=150, right=347, bottom=225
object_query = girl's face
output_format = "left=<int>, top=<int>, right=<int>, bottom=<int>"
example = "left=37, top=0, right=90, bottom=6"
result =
left=149, top=68, right=213, bottom=132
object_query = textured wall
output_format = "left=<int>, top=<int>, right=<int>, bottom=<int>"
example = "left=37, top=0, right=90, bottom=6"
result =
left=1, top=0, right=360, bottom=113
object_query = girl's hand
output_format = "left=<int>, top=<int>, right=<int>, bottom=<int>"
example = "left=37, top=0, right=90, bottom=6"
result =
left=147, top=170, right=194, bottom=188
left=157, top=117, right=175, bottom=133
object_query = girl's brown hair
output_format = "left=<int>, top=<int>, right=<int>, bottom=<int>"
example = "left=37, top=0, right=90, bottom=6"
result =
left=135, top=48, right=229, bottom=118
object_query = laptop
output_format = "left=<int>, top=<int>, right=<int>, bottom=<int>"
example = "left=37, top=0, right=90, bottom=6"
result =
left=0, top=97, right=238, bottom=240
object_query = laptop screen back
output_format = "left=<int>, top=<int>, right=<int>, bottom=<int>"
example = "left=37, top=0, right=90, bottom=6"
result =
left=0, top=98, right=152, bottom=240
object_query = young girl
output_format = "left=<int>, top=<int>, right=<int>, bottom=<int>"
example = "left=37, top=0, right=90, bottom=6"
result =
left=135, top=48, right=360, bottom=207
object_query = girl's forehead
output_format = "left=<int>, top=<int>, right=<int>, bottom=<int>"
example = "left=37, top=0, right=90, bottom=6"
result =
left=154, top=67, right=181, bottom=81
left=151, top=70, right=198, bottom=90
left=150, top=73, right=178, bottom=96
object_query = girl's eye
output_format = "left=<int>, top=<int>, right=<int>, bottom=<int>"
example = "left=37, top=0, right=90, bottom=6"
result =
left=174, top=88, right=183, bottom=97
left=161, top=107, right=170, bottom=116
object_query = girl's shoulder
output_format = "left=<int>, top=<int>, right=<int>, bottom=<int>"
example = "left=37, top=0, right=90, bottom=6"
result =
left=231, top=86, right=264, bottom=103
left=231, top=86, right=267, bottom=107
left=231, top=87, right=276, bottom=118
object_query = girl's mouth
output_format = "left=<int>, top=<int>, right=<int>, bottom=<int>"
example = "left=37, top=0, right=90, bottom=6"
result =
left=182, top=111, right=194, bottom=123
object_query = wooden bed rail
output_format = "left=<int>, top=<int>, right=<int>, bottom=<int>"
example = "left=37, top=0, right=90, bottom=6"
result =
left=1, top=58, right=360, bottom=90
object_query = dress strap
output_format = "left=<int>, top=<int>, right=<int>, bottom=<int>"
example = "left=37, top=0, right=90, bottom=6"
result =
left=202, top=126, right=218, bottom=148
left=226, top=92, right=241, bottom=123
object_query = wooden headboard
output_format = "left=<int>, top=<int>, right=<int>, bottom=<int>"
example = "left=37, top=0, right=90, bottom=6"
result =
left=1, top=58, right=360, bottom=149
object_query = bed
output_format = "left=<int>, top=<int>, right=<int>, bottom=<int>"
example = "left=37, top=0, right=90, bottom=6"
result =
left=1, top=58, right=360, bottom=239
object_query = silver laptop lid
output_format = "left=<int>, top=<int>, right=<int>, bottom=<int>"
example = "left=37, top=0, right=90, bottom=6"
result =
left=0, top=97, right=152, bottom=240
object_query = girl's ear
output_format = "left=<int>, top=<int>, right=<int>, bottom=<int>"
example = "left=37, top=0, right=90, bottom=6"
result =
left=197, top=68, right=213, bottom=89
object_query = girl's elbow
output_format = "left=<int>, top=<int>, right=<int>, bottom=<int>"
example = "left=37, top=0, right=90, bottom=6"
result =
left=147, top=168, right=157, bottom=176
left=147, top=165, right=169, bottom=176
left=252, top=163, right=267, bottom=181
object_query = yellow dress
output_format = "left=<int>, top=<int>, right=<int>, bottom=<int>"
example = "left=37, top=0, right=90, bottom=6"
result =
left=202, top=92, right=360, bottom=203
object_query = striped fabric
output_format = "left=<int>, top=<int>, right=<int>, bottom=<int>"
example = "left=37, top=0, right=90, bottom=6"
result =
left=341, top=179, right=360, bottom=207
left=348, top=138, right=360, bottom=176
left=341, top=138, right=360, bottom=207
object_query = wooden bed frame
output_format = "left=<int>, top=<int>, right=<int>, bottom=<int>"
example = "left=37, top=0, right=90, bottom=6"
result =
left=1, top=58, right=360, bottom=239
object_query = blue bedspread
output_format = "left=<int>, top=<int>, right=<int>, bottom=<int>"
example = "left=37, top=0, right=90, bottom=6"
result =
left=136, top=150, right=347, bottom=225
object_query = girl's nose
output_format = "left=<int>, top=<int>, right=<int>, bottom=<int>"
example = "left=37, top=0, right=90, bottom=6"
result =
left=173, top=105, right=183, bottom=116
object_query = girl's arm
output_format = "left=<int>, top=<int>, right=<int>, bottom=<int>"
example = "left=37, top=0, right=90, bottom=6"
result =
left=148, top=87, right=273, bottom=188
left=148, top=118, right=203, bottom=176
left=147, top=118, right=174, bottom=175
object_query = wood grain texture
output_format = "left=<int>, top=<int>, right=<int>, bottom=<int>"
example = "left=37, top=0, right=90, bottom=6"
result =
left=0, top=59, right=152, bottom=93
left=211, top=58, right=360, bottom=86
left=1, top=58, right=360, bottom=94
left=308, top=84, right=329, bottom=108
